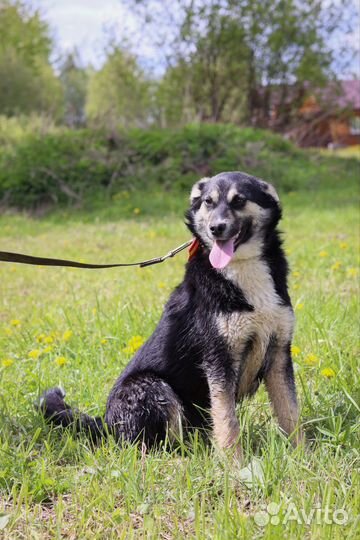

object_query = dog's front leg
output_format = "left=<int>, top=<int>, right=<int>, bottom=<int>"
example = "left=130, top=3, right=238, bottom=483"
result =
left=208, top=380, right=242, bottom=459
left=264, top=344, right=303, bottom=446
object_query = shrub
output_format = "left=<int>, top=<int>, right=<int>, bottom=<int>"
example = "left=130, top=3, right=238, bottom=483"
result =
left=0, top=123, right=358, bottom=210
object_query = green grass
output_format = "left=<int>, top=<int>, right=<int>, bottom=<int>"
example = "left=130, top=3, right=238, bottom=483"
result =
left=0, top=171, right=359, bottom=538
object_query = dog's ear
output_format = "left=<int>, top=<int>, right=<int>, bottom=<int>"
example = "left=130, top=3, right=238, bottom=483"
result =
left=190, top=177, right=211, bottom=205
left=259, top=180, right=280, bottom=204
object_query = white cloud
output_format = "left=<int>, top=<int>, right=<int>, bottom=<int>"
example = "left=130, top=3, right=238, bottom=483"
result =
left=39, top=0, right=133, bottom=67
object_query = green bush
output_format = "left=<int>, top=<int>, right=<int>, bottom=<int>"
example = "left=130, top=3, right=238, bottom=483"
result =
left=0, top=123, right=358, bottom=209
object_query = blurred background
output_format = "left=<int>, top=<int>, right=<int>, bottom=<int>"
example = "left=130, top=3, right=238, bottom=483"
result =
left=0, top=0, right=359, bottom=211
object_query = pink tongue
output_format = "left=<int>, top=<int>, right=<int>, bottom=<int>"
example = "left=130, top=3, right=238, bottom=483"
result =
left=209, top=239, right=235, bottom=269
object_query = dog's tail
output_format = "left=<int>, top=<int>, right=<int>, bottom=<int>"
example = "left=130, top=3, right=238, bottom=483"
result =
left=37, top=387, right=104, bottom=442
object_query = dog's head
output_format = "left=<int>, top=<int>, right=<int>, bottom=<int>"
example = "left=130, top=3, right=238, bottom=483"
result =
left=185, top=171, right=281, bottom=268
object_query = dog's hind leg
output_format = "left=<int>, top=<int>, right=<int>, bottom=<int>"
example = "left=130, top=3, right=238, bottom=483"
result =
left=264, top=344, right=303, bottom=446
left=105, top=373, right=184, bottom=449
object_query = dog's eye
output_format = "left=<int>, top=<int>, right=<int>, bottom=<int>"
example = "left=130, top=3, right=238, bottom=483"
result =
left=204, top=197, right=214, bottom=207
left=231, top=195, right=246, bottom=209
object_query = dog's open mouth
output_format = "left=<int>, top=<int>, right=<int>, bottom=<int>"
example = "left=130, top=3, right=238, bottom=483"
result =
left=209, top=221, right=251, bottom=269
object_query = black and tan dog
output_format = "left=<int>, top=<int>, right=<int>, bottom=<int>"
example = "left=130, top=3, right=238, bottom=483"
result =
left=40, top=171, right=302, bottom=457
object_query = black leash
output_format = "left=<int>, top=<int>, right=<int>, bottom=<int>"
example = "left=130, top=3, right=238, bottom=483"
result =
left=0, top=240, right=193, bottom=270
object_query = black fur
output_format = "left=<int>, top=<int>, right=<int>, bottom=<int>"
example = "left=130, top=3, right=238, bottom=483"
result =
left=38, top=171, right=296, bottom=450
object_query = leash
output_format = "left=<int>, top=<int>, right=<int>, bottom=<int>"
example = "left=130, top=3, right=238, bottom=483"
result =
left=0, top=239, right=197, bottom=270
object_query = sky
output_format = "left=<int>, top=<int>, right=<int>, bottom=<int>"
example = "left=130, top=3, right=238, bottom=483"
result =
left=38, top=0, right=359, bottom=75
left=40, top=0, right=140, bottom=68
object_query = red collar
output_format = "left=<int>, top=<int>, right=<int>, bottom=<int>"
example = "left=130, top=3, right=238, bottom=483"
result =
left=188, top=238, right=200, bottom=260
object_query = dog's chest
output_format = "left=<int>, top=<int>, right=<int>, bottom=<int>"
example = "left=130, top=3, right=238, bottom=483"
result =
left=216, top=259, right=294, bottom=394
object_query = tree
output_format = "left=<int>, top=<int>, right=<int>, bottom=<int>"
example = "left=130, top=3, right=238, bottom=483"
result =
left=86, top=44, right=150, bottom=128
left=184, top=9, right=250, bottom=123
left=0, top=0, right=63, bottom=118
left=125, top=0, right=358, bottom=128
left=86, top=45, right=151, bottom=129
left=59, top=51, right=88, bottom=127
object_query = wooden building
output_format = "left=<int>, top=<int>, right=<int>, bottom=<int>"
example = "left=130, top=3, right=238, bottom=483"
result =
left=270, top=80, right=360, bottom=147
left=299, top=80, right=360, bottom=147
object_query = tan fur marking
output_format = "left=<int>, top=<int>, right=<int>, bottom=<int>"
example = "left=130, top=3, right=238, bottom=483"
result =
left=265, top=183, right=280, bottom=203
left=189, top=177, right=210, bottom=203
left=227, top=187, right=239, bottom=203
left=208, top=383, right=242, bottom=455
left=209, top=189, right=219, bottom=203
left=241, top=201, right=270, bottom=225
left=190, top=186, right=202, bottom=201
left=259, top=179, right=280, bottom=203
left=265, top=365, right=303, bottom=446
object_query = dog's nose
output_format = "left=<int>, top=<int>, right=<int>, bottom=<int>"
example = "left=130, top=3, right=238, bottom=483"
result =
left=210, top=222, right=227, bottom=237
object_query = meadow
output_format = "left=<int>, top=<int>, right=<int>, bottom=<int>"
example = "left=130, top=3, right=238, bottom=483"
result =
left=0, top=144, right=359, bottom=538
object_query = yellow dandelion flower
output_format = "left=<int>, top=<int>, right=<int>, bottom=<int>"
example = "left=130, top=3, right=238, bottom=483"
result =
left=36, top=333, right=46, bottom=343
left=339, top=242, right=348, bottom=250
left=331, top=261, right=342, bottom=271
left=4, top=327, right=13, bottom=336
left=319, top=251, right=328, bottom=257
left=28, top=349, right=42, bottom=359
left=43, top=336, right=54, bottom=344
left=321, top=367, right=336, bottom=378
left=347, top=267, right=359, bottom=278
left=1, top=358, right=14, bottom=367
left=62, top=330, right=73, bottom=342
left=54, top=356, right=68, bottom=367
left=292, top=271, right=300, bottom=278
left=304, top=353, right=319, bottom=366
left=122, top=335, right=145, bottom=354
left=100, top=338, right=108, bottom=345
left=291, top=345, right=301, bottom=357
left=10, top=319, right=21, bottom=327
left=133, top=208, right=141, bottom=215
left=43, top=346, right=53, bottom=354
left=295, top=303, right=304, bottom=311
left=158, top=282, right=166, bottom=289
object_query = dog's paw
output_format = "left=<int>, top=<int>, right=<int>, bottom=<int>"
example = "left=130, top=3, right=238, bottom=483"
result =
left=217, top=442, right=244, bottom=467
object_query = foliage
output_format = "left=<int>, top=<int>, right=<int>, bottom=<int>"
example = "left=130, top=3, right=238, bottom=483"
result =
left=128, top=0, right=357, bottom=128
left=0, top=174, right=359, bottom=538
left=0, top=129, right=111, bottom=208
left=155, top=10, right=250, bottom=125
left=59, top=52, right=89, bottom=128
left=85, top=46, right=151, bottom=129
left=0, top=1, right=63, bottom=118
left=0, top=115, right=60, bottom=147
left=1, top=123, right=359, bottom=209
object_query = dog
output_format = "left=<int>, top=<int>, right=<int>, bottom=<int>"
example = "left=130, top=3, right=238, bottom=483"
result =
left=39, top=171, right=302, bottom=457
